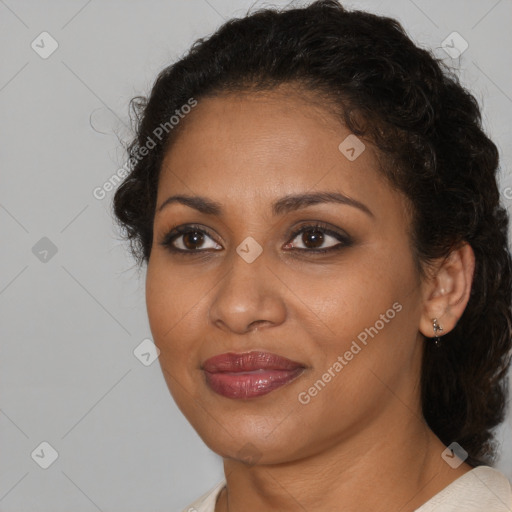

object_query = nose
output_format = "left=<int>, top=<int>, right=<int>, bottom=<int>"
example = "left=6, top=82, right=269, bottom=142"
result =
left=208, top=247, right=287, bottom=335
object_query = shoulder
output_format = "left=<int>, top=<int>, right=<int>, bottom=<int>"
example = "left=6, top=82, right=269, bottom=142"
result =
left=415, top=466, right=512, bottom=512
left=180, top=480, right=226, bottom=512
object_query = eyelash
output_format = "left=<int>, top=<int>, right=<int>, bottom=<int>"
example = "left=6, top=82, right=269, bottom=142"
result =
left=159, top=222, right=353, bottom=255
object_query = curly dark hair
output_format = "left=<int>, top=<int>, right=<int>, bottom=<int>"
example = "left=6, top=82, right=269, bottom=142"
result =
left=112, top=0, right=512, bottom=467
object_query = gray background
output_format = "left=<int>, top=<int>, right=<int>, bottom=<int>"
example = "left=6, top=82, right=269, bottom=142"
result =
left=1, top=0, right=511, bottom=511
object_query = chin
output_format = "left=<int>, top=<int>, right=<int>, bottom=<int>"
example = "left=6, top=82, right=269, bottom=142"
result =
left=193, top=415, right=308, bottom=466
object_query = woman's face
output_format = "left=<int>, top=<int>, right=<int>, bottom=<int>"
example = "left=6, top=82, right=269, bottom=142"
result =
left=146, top=87, right=427, bottom=464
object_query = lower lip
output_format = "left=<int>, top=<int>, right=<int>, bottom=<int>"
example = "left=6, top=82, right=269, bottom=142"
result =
left=204, top=368, right=305, bottom=399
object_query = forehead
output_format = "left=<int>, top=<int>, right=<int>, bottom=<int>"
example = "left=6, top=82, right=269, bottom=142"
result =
left=157, top=87, right=394, bottom=219
left=165, top=87, right=345, bottom=163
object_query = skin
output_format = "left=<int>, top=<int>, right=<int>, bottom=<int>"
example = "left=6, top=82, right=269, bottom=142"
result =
left=145, top=85, right=476, bottom=512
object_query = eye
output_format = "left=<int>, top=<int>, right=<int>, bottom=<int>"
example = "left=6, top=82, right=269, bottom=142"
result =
left=160, top=224, right=222, bottom=253
left=159, top=221, right=352, bottom=255
left=283, top=222, right=352, bottom=254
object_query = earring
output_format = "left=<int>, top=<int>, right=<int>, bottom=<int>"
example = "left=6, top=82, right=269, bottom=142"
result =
left=432, top=318, right=443, bottom=347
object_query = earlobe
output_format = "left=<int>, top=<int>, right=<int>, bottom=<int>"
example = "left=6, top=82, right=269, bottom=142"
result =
left=418, top=242, right=476, bottom=341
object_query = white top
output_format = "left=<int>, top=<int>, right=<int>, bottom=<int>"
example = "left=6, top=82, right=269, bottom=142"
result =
left=180, top=466, right=512, bottom=512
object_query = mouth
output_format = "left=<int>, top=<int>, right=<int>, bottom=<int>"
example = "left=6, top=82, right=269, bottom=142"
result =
left=201, top=351, right=306, bottom=399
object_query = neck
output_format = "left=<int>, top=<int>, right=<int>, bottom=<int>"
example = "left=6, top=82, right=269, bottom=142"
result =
left=216, top=411, right=473, bottom=512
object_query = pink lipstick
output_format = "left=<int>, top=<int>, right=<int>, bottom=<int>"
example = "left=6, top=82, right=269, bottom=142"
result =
left=202, top=351, right=305, bottom=399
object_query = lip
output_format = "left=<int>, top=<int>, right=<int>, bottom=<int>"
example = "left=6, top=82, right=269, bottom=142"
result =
left=202, top=351, right=306, bottom=399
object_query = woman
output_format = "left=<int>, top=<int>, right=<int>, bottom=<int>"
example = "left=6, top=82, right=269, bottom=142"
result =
left=113, top=1, right=512, bottom=510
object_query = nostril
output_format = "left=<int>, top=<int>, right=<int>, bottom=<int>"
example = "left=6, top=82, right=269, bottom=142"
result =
left=248, top=320, right=270, bottom=331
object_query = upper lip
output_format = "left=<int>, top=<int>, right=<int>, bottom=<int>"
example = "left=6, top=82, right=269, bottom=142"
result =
left=202, top=351, right=305, bottom=373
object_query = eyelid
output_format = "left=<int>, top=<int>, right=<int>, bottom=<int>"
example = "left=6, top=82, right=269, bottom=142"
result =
left=159, top=221, right=353, bottom=254
left=286, top=221, right=351, bottom=244
left=159, top=223, right=220, bottom=250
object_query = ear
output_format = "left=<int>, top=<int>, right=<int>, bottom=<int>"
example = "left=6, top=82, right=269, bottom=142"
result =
left=418, top=242, right=476, bottom=340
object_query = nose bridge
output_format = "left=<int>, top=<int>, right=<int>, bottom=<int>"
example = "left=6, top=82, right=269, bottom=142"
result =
left=219, top=237, right=269, bottom=304
left=208, top=237, right=286, bottom=333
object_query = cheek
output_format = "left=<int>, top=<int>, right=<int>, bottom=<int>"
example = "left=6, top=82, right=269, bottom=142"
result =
left=145, top=259, right=204, bottom=363
left=146, top=254, right=213, bottom=386
left=291, top=246, right=418, bottom=372
left=145, top=262, right=208, bottom=414
left=282, top=258, right=394, bottom=336
left=145, top=268, right=173, bottom=343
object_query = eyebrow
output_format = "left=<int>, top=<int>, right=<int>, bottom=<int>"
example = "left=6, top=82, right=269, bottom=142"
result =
left=156, top=191, right=374, bottom=218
